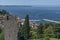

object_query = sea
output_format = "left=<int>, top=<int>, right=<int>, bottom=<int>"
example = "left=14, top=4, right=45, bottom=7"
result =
left=0, top=6, right=60, bottom=23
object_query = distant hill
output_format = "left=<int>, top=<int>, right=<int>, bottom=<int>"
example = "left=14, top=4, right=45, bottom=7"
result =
left=0, top=5, right=32, bottom=7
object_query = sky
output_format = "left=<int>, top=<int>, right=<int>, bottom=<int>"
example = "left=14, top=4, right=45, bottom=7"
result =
left=0, top=0, right=60, bottom=6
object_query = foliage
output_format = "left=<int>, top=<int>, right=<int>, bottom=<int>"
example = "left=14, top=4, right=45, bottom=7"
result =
left=37, top=23, right=44, bottom=34
left=0, top=28, right=2, bottom=33
left=0, top=28, right=4, bottom=40
left=0, top=10, right=9, bottom=15
left=22, top=14, right=30, bottom=39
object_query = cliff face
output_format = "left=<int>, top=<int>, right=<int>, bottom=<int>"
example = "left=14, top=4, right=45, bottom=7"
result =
left=0, top=14, right=20, bottom=40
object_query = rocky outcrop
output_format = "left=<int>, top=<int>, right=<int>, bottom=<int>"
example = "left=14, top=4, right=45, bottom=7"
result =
left=0, top=14, right=20, bottom=40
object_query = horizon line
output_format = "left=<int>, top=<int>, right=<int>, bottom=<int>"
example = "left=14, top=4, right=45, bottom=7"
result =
left=0, top=5, right=59, bottom=7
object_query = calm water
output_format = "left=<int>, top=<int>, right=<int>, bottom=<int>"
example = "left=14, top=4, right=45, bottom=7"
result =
left=0, top=6, right=60, bottom=23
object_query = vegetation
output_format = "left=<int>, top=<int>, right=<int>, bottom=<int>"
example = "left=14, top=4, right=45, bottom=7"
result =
left=0, top=10, right=9, bottom=15
left=23, top=14, right=30, bottom=39
left=18, top=14, right=31, bottom=40
left=0, top=9, right=60, bottom=40
left=37, top=23, right=60, bottom=40
left=18, top=14, right=60, bottom=40
left=22, top=22, right=60, bottom=40
left=0, top=28, right=4, bottom=40
left=0, top=10, right=8, bottom=40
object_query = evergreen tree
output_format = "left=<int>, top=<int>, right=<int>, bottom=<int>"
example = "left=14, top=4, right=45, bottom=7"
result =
left=17, top=22, right=25, bottom=40
left=18, top=28, right=25, bottom=40
left=37, top=23, right=44, bottom=38
left=23, top=14, right=30, bottom=39
left=37, top=23, right=44, bottom=34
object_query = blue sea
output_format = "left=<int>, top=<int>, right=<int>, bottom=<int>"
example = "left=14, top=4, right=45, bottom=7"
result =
left=0, top=6, right=60, bottom=23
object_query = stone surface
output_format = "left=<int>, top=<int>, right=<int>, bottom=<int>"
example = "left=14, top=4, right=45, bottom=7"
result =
left=2, top=15, right=19, bottom=40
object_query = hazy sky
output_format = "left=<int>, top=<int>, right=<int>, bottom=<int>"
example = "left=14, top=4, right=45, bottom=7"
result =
left=0, top=0, right=60, bottom=6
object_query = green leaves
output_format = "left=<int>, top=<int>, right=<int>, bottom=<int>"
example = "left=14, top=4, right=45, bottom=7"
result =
left=23, top=14, right=30, bottom=39
left=18, top=14, right=30, bottom=40
left=0, top=10, right=9, bottom=15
